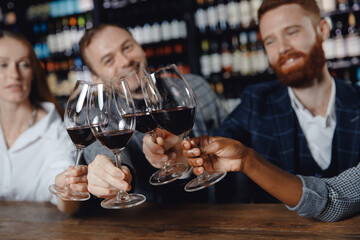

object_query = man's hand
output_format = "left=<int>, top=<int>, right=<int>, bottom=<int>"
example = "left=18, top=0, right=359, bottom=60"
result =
left=143, top=128, right=183, bottom=168
left=87, top=155, right=132, bottom=198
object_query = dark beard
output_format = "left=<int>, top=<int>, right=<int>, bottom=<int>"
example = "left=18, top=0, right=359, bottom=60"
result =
left=269, top=36, right=326, bottom=88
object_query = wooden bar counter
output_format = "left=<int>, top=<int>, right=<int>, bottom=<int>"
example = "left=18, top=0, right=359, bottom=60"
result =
left=0, top=201, right=359, bottom=239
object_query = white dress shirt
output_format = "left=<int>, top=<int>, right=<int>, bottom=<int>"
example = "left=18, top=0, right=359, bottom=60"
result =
left=288, top=79, right=336, bottom=170
left=0, top=102, right=76, bottom=204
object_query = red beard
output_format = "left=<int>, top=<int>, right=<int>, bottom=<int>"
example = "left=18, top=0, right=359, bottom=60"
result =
left=269, top=36, right=326, bottom=88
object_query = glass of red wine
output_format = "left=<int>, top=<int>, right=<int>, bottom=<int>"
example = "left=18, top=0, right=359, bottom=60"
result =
left=145, top=64, right=227, bottom=192
left=87, top=79, right=146, bottom=209
left=141, top=64, right=195, bottom=185
left=115, top=70, right=158, bottom=135
left=49, top=80, right=94, bottom=201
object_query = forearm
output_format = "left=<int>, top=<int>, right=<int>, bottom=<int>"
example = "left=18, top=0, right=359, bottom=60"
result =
left=56, top=198, right=81, bottom=215
left=243, top=150, right=303, bottom=207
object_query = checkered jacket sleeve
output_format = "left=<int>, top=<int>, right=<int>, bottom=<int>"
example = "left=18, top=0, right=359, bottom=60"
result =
left=287, top=162, right=360, bottom=222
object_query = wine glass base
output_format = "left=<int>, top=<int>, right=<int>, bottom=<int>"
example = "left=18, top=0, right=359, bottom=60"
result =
left=101, top=193, right=146, bottom=209
left=49, top=184, right=91, bottom=201
left=184, top=170, right=227, bottom=192
left=149, top=163, right=188, bottom=186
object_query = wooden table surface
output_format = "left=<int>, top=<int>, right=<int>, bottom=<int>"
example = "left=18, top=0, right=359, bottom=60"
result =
left=0, top=201, right=359, bottom=240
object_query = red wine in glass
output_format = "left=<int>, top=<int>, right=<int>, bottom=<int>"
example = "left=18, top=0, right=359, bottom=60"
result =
left=95, top=129, right=134, bottom=150
left=88, top=79, right=146, bottom=209
left=49, top=80, right=92, bottom=201
left=135, top=112, right=157, bottom=134
left=151, top=107, right=196, bottom=137
left=67, top=126, right=96, bottom=149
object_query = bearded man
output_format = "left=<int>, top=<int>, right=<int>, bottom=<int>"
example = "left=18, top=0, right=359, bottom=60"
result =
left=205, top=0, right=360, bottom=203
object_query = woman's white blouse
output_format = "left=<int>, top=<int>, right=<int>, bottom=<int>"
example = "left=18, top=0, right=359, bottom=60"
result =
left=0, top=102, right=76, bottom=204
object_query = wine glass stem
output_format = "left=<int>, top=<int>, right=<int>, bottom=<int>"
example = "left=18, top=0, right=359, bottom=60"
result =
left=74, top=148, right=84, bottom=168
left=114, top=152, right=130, bottom=201
left=197, top=171, right=210, bottom=184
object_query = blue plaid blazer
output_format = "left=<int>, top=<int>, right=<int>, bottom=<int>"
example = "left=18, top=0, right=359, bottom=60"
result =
left=215, top=79, right=360, bottom=202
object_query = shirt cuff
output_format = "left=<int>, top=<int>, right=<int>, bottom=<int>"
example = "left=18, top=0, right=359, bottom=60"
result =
left=285, top=175, right=328, bottom=218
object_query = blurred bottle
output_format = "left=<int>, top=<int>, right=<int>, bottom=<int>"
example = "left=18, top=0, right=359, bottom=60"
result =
left=250, top=0, right=262, bottom=25
left=227, top=0, right=240, bottom=30
left=321, top=0, right=336, bottom=12
left=334, top=20, right=347, bottom=59
left=207, top=0, right=219, bottom=32
left=221, top=37, right=233, bottom=79
left=217, top=0, right=228, bottom=32
left=239, top=0, right=251, bottom=29
left=195, top=0, right=208, bottom=33
left=346, top=13, right=360, bottom=57
left=238, top=32, right=251, bottom=76
left=323, top=16, right=336, bottom=59
left=200, top=39, right=212, bottom=81
left=337, top=0, right=349, bottom=11
left=231, top=34, right=241, bottom=77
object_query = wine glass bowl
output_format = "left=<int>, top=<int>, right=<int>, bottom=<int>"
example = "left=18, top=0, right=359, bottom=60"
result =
left=49, top=80, right=93, bottom=201
left=87, top=80, right=146, bottom=209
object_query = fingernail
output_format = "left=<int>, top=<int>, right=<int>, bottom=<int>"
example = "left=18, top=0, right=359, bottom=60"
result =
left=196, top=159, right=202, bottom=165
left=65, top=172, right=70, bottom=177
left=156, top=150, right=164, bottom=154
left=161, top=156, right=168, bottom=162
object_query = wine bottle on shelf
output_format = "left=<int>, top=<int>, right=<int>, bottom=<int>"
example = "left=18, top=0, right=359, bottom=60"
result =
left=227, top=0, right=240, bottom=30
left=217, top=0, right=228, bottom=32
left=353, top=0, right=360, bottom=10
left=221, top=37, right=233, bottom=79
left=207, top=0, right=219, bottom=32
left=249, top=31, right=259, bottom=74
left=231, top=34, right=241, bottom=77
left=195, top=0, right=208, bottom=34
left=337, top=0, right=349, bottom=11
left=62, top=17, right=73, bottom=57
left=334, top=20, right=347, bottom=59
left=238, top=32, right=251, bottom=76
left=250, top=0, right=262, bottom=25
left=200, top=39, right=212, bottom=82
left=323, top=16, right=336, bottom=60
left=346, top=13, right=360, bottom=57
left=321, top=0, right=336, bottom=12
left=239, top=0, right=251, bottom=29
left=210, top=40, right=224, bottom=94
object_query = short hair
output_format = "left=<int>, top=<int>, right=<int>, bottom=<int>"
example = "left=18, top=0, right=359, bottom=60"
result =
left=258, top=0, right=321, bottom=23
left=0, top=30, right=63, bottom=115
left=79, top=23, right=130, bottom=74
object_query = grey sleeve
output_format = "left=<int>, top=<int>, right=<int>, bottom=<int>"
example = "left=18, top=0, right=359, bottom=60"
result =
left=184, top=74, right=228, bottom=134
left=286, top=163, right=360, bottom=222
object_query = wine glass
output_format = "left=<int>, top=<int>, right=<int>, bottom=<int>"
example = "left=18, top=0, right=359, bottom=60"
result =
left=145, top=64, right=227, bottom=192
left=140, top=67, right=193, bottom=185
left=87, top=79, right=146, bottom=209
left=49, top=80, right=93, bottom=201
left=118, top=70, right=158, bottom=135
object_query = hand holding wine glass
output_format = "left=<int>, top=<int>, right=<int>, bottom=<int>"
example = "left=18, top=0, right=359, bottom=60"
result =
left=49, top=80, right=94, bottom=201
left=141, top=65, right=194, bottom=185
left=144, top=64, right=226, bottom=192
left=87, top=79, right=146, bottom=209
